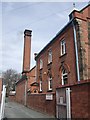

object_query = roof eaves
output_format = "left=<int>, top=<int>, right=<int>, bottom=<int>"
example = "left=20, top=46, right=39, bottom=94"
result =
left=80, top=4, right=90, bottom=13
left=16, top=75, right=27, bottom=85
left=30, top=82, right=39, bottom=86
left=35, top=18, right=73, bottom=60
left=29, top=66, right=36, bottom=72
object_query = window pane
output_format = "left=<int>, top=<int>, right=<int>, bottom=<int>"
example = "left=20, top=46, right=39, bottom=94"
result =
left=61, top=40, right=66, bottom=55
left=50, top=79, right=52, bottom=89
left=48, top=50, right=52, bottom=63
left=48, top=77, right=52, bottom=90
left=62, top=68, right=68, bottom=85
left=40, top=80, right=42, bottom=91
left=40, top=59, right=43, bottom=69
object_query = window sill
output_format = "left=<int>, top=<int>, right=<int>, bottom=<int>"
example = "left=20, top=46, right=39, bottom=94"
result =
left=47, top=62, right=52, bottom=66
left=39, top=68, right=43, bottom=70
left=39, top=91, right=42, bottom=93
left=47, top=89, right=52, bottom=92
left=60, top=53, right=67, bottom=58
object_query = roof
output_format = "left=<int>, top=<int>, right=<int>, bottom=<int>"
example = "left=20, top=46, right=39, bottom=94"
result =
left=35, top=19, right=73, bottom=60
left=69, top=4, right=90, bottom=15
left=80, top=4, right=90, bottom=12
left=16, top=75, right=27, bottom=85
left=29, top=66, right=36, bottom=72
left=22, top=66, right=36, bottom=74
left=30, top=82, right=39, bottom=86
left=35, top=4, right=89, bottom=60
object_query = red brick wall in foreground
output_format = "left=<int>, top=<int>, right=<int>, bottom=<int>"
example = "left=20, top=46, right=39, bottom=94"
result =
left=9, top=95, right=16, bottom=102
left=27, top=92, right=56, bottom=117
left=26, top=81, right=90, bottom=118
left=9, top=81, right=90, bottom=118
left=16, top=80, right=26, bottom=105
left=70, top=82, right=90, bottom=118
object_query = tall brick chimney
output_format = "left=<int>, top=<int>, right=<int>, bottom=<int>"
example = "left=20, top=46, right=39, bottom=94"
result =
left=23, top=29, right=32, bottom=73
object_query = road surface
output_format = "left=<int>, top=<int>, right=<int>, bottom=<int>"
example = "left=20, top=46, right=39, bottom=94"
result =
left=5, top=101, right=55, bottom=119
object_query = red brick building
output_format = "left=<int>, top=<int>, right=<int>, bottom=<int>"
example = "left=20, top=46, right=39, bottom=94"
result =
left=30, top=4, right=89, bottom=118
left=10, top=4, right=90, bottom=118
left=35, top=4, right=90, bottom=93
left=27, top=66, right=39, bottom=94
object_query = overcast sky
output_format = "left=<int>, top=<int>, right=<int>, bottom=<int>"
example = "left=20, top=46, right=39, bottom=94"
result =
left=1, top=1, right=89, bottom=73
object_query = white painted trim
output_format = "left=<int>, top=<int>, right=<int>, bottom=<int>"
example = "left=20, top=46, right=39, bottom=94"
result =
left=61, top=40, right=66, bottom=56
left=40, top=80, right=42, bottom=92
left=48, top=77, right=52, bottom=90
left=0, top=85, right=6, bottom=119
left=66, top=88, right=71, bottom=119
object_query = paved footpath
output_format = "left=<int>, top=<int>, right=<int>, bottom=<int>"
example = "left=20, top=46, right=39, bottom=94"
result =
left=5, top=101, right=55, bottom=119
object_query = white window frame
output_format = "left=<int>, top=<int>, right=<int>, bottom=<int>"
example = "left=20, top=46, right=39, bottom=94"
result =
left=40, top=59, right=43, bottom=69
left=48, top=50, right=52, bottom=64
left=62, top=69, right=68, bottom=85
left=40, top=80, right=42, bottom=92
left=48, top=77, right=52, bottom=90
left=61, top=40, right=66, bottom=56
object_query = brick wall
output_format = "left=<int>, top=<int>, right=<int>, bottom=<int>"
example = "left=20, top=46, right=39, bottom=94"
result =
left=89, top=81, right=90, bottom=118
left=9, top=95, right=16, bottom=102
left=27, top=66, right=36, bottom=89
left=9, top=80, right=90, bottom=118
left=70, top=81, right=90, bottom=118
left=56, top=80, right=90, bottom=118
left=15, top=80, right=26, bottom=105
left=27, top=92, right=56, bottom=117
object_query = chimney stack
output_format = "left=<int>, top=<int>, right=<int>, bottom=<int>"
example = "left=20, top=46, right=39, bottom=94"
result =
left=23, top=29, right=32, bottom=73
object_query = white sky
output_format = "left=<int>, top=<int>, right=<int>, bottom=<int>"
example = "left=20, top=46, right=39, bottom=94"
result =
left=1, top=1, right=89, bottom=73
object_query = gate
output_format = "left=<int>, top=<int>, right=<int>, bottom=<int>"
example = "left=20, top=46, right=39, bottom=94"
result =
left=0, top=85, right=6, bottom=120
left=56, top=87, right=71, bottom=119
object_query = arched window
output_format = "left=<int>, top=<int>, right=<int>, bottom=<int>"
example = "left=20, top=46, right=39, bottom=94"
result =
left=40, top=79, right=42, bottom=92
left=48, top=75, right=52, bottom=90
left=62, top=68, right=68, bottom=85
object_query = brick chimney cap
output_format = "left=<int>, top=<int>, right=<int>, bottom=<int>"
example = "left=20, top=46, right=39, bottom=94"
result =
left=24, top=29, right=32, bottom=36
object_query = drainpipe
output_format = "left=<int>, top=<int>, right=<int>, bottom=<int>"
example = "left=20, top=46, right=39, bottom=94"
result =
left=72, top=20, right=80, bottom=81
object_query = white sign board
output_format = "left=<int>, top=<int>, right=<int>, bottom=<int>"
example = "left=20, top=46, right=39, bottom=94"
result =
left=46, top=94, right=53, bottom=100
left=59, top=97, right=63, bottom=104
left=9, top=91, right=16, bottom=95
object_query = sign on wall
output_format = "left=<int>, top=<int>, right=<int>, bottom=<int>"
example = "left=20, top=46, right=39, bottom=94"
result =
left=46, top=94, right=53, bottom=100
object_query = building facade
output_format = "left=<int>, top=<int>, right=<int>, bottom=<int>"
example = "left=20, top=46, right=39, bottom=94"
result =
left=9, top=4, right=90, bottom=118
left=35, top=4, right=90, bottom=93
left=27, top=66, right=39, bottom=94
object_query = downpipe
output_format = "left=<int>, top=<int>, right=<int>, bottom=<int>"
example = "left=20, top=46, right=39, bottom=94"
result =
left=72, top=20, right=80, bottom=82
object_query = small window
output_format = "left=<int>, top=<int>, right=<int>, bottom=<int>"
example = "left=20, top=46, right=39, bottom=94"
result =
left=48, top=76, right=52, bottom=90
left=62, top=69, right=68, bottom=85
left=61, top=40, right=66, bottom=56
left=48, top=50, right=52, bottom=64
left=40, top=59, right=43, bottom=69
left=40, top=80, right=42, bottom=92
